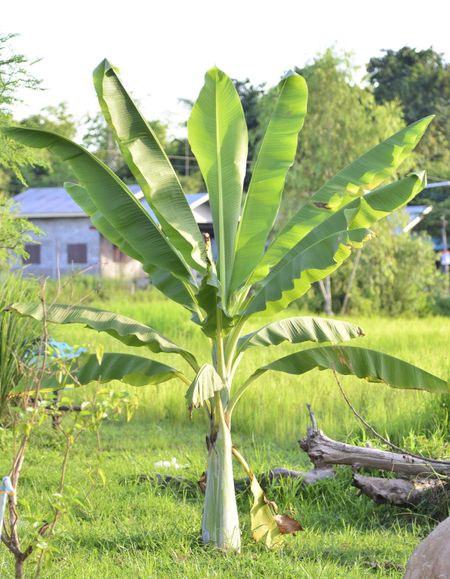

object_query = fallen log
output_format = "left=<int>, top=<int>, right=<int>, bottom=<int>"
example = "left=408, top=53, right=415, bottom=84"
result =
left=353, top=474, right=449, bottom=509
left=299, top=427, right=450, bottom=477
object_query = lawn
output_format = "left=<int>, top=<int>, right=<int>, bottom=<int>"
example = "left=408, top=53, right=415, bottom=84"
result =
left=0, top=292, right=449, bottom=577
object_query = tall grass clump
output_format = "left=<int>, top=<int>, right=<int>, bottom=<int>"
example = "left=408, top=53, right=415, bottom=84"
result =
left=0, top=274, right=39, bottom=418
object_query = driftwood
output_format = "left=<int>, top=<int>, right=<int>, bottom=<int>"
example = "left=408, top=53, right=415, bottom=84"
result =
left=353, top=474, right=449, bottom=508
left=297, top=406, right=450, bottom=513
left=299, top=426, right=450, bottom=477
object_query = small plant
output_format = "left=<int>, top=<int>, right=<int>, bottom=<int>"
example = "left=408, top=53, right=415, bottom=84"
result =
left=1, top=383, right=137, bottom=578
left=4, top=62, right=449, bottom=553
left=0, top=274, right=39, bottom=419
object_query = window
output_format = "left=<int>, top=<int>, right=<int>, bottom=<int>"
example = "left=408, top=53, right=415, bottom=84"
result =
left=67, top=243, right=87, bottom=264
left=112, top=245, right=130, bottom=263
left=23, top=244, right=41, bottom=264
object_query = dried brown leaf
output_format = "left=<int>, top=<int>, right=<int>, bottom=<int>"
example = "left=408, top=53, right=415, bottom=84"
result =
left=274, top=514, right=303, bottom=535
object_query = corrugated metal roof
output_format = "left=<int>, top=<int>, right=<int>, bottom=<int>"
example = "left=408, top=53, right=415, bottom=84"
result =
left=404, top=205, right=430, bottom=217
left=14, top=187, right=86, bottom=217
left=13, top=186, right=208, bottom=219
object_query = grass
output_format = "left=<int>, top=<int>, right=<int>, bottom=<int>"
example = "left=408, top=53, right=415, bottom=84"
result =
left=0, top=290, right=449, bottom=577
left=49, top=292, right=450, bottom=445
left=0, top=420, right=439, bottom=578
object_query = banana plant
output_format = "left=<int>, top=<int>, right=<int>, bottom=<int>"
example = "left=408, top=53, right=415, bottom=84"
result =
left=4, top=61, right=449, bottom=553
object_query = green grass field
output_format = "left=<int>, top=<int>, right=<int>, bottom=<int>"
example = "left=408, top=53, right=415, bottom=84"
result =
left=50, top=293, right=450, bottom=444
left=1, top=293, right=449, bottom=577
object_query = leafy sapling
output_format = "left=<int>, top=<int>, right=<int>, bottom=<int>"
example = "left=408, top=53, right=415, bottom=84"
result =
left=4, top=63, right=450, bottom=552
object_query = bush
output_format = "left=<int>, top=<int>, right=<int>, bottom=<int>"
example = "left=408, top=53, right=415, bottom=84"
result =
left=0, top=273, right=40, bottom=417
left=304, top=215, right=441, bottom=317
left=334, top=217, right=439, bottom=316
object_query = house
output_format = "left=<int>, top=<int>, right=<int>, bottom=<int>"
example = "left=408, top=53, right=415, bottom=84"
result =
left=13, top=186, right=212, bottom=279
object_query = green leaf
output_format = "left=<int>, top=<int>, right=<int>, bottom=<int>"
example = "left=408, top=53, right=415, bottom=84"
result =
left=146, top=266, right=198, bottom=312
left=65, top=182, right=142, bottom=261
left=188, top=68, right=248, bottom=302
left=185, top=364, right=223, bottom=408
left=65, top=182, right=197, bottom=310
left=93, top=60, right=206, bottom=272
left=14, top=354, right=183, bottom=393
left=238, top=317, right=363, bottom=353
left=254, top=346, right=450, bottom=393
left=3, top=127, right=190, bottom=280
left=67, top=353, right=182, bottom=388
left=9, top=302, right=199, bottom=371
left=194, top=268, right=220, bottom=337
left=244, top=173, right=426, bottom=316
left=230, top=72, right=308, bottom=292
left=252, top=117, right=433, bottom=283
left=245, top=228, right=371, bottom=317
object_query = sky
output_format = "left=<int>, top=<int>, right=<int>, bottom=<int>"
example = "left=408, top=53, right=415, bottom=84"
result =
left=4, top=0, right=450, bottom=136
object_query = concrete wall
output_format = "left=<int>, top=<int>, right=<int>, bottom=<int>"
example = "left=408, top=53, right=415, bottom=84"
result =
left=99, top=236, right=144, bottom=279
left=19, top=217, right=100, bottom=277
left=17, top=207, right=214, bottom=280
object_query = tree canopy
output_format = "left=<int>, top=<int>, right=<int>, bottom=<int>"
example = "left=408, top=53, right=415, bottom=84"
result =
left=367, top=46, right=450, bottom=228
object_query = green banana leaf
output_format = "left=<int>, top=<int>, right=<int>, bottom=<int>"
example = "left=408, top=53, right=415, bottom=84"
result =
left=185, top=364, right=224, bottom=408
left=253, top=346, right=450, bottom=393
left=8, top=303, right=199, bottom=371
left=245, top=227, right=370, bottom=316
left=65, top=183, right=141, bottom=261
left=93, top=60, right=206, bottom=272
left=14, top=353, right=183, bottom=394
left=237, top=317, right=363, bottom=353
left=244, top=173, right=426, bottom=316
left=3, top=127, right=190, bottom=280
left=252, top=117, right=433, bottom=283
left=230, top=72, right=308, bottom=292
left=188, top=68, right=248, bottom=301
left=66, top=182, right=197, bottom=310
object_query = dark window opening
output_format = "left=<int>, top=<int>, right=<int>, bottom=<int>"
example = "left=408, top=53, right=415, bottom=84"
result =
left=23, top=244, right=41, bottom=264
left=112, top=245, right=130, bottom=263
left=67, top=243, right=87, bottom=264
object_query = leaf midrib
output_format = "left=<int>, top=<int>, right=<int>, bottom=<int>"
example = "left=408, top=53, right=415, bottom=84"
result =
left=215, top=79, right=227, bottom=297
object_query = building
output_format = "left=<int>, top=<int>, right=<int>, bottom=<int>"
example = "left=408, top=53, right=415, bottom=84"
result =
left=13, top=186, right=212, bottom=279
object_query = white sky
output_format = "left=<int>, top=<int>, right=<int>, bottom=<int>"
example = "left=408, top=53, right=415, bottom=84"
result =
left=4, top=0, right=450, bottom=136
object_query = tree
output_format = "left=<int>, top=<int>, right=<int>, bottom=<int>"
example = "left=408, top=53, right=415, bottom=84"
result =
left=367, top=47, right=449, bottom=124
left=4, top=102, right=78, bottom=193
left=331, top=216, right=439, bottom=316
left=0, top=33, right=43, bottom=262
left=5, top=62, right=449, bottom=553
left=367, top=46, right=450, bottom=182
left=0, top=194, right=41, bottom=266
left=0, top=33, right=46, bottom=190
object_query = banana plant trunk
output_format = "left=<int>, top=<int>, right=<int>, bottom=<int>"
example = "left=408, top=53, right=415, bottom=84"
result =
left=201, top=393, right=241, bottom=552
